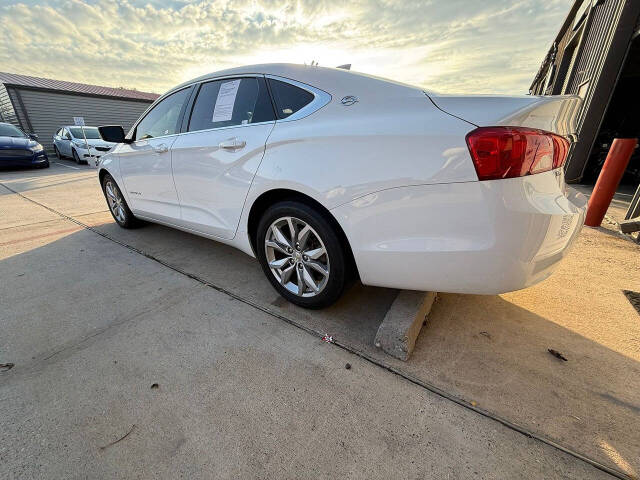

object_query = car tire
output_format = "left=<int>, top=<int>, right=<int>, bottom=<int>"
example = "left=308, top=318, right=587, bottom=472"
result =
left=102, top=173, right=139, bottom=229
left=54, top=146, right=61, bottom=159
left=72, top=149, right=81, bottom=164
left=256, top=201, right=347, bottom=309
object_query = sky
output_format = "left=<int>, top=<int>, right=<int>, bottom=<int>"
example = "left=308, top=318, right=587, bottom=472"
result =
left=0, top=0, right=571, bottom=96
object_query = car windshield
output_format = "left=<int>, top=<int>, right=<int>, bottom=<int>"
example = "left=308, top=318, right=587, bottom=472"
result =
left=0, top=124, right=27, bottom=138
left=69, top=127, right=101, bottom=139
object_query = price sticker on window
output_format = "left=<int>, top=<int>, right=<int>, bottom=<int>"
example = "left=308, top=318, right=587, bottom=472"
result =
left=212, top=79, right=240, bottom=122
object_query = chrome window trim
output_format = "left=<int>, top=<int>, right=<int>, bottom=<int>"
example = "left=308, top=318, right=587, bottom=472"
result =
left=130, top=132, right=182, bottom=144
left=179, top=120, right=275, bottom=138
left=264, top=75, right=332, bottom=122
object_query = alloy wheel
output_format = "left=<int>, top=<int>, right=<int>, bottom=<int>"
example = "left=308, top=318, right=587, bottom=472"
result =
left=264, top=216, right=330, bottom=297
left=105, top=180, right=127, bottom=224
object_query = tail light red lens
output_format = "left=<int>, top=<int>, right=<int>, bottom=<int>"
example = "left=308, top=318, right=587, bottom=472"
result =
left=465, top=126, right=570, bottom=181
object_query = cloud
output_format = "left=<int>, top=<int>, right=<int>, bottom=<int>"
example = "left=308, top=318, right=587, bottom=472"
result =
left=0, top=0, right=569, bottom=94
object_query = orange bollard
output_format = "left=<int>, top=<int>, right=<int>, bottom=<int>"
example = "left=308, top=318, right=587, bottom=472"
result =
left=585, top=138, right=637, bottom=227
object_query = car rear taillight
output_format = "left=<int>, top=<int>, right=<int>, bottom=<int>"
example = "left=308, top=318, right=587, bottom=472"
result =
left=465, top=126, right=570, bottom=181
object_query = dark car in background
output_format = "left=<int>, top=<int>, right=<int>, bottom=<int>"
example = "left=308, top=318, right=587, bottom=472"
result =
left=0, top=122, right=49, bottom=169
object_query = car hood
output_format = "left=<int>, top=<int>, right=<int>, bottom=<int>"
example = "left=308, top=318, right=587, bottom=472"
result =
left=0, top=136, right=34, bottom=148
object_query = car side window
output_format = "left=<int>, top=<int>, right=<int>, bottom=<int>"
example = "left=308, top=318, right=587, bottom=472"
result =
left=267, top=79, right=315, bottom=119
left=135, top=88, right=190, bottom=141
left=55, top=128, right=61, bottom=136
left=188, top=77, right=274, bottom=132
left=64, top=129, right=71, bottom=140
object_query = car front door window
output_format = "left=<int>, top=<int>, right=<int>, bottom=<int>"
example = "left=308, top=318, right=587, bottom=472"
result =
left=134, top=88, right=191, bottom=141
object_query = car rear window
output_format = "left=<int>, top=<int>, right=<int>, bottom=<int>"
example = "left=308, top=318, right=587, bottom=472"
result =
left=267, top=79, right=314, bottom=119
left=188, top=77, right=274, bottom=132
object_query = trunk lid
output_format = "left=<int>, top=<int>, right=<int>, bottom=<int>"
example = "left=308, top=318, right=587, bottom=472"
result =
left=428, top=94, right=582, bottom=138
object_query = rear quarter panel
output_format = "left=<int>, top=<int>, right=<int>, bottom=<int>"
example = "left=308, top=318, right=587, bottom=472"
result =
left=245, top=90, right=478, bottom=215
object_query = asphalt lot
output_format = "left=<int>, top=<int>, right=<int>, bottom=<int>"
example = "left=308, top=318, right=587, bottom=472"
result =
left=1, top=159, right=638, bottom=479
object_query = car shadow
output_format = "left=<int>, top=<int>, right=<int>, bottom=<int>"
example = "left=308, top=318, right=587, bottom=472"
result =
left=1, top=215, right=638, bottom=477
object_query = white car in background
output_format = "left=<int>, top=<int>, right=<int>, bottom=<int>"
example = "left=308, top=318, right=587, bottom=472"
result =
left=96, top=63, right=587, bottom=308
left=53, top=126, right=116, bottom=165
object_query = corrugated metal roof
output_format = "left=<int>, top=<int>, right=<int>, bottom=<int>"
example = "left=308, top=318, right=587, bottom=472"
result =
left=0, top=71, right=159, bottom=102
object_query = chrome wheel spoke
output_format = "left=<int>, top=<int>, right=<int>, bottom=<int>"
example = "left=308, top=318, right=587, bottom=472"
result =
left=296, top=267, right=305, bottom=295
left=305, top=259, right=328, bottom=278
left=297, top=225, right=311, bottom=250
left=272, top=225, right=292, bottom=249
left=287, top=217, right=297, bottom=244
left=280, top=264, right=295, bottom=285
left=265, top=240, right=287, bottom=255
left=105, top=184, right=116, bottom=200
left=301, top=264, right=319, bottom=292
left=269, top=257, right=291, bottom=269
left=304, top=247, right=325, bottom=260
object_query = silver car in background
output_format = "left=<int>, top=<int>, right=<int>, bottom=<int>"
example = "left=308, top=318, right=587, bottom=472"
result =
left=53, top=126, right=116, bottom=165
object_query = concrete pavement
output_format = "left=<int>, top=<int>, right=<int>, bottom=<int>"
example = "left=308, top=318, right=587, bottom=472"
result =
left=1, top=160, right=635, bottom=478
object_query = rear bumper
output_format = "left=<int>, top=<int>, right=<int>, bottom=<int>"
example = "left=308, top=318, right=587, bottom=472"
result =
left=332, top=169, right=586, bottom=294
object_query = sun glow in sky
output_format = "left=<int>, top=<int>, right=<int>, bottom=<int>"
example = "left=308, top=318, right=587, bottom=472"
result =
left=0, top=0, right=570, bottom=96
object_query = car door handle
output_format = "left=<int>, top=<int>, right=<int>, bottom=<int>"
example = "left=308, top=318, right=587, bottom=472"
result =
left=153, top=143, right=168, bottom=153
left=219, top=138, right=246, bottom=151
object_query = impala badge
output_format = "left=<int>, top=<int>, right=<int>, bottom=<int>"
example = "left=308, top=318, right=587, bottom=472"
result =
left=341, top=95, right=358, bottom=106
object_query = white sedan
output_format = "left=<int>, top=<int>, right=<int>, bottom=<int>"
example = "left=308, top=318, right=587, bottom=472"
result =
left=97, top=63, right=586, bottom=308
left=53, top=126, right=116, bottom=165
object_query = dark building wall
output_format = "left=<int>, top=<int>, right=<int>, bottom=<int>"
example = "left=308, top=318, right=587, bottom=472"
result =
left=530, top=0, right=640, bottom=183
left=2, top=86, right=152, bottom=152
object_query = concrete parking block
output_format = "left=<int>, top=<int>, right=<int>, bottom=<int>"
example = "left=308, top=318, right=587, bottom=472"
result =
left=375, top=291, right=437, bottom=361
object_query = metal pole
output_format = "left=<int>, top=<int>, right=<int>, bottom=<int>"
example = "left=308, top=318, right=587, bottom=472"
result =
left=585, top=137, right=637, bottom=227
left=80, top=126, right=91, bottom=164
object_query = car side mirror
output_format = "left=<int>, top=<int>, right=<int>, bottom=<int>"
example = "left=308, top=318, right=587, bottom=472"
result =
left=28, top=133, right=39, bottom=140
left=98, top=125, right=129, bottom=144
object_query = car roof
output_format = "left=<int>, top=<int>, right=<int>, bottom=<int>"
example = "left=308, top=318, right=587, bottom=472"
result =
left=165, top=63, right=429, bottom=99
